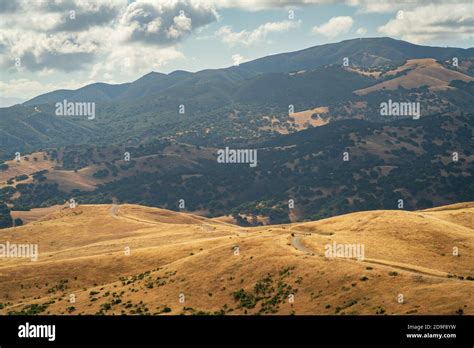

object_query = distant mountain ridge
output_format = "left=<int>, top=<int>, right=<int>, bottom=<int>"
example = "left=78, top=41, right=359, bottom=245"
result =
left=240, top=37, right=474, bottom=74
left=22, top=37, right=474, bottom=107
left=1, top=37, right=473, bottom=162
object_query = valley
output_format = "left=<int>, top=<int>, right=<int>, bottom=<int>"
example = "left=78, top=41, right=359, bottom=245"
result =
left=0, top=202, right=472, bottom=315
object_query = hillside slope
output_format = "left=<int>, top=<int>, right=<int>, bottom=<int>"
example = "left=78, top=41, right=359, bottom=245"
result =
left=355, top=58, right=474, bottom=95
left=0, top=203, right=473, bottom=315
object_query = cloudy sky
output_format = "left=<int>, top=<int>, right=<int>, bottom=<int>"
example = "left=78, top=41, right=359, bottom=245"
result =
left=0, top=0, right=473, bottom=104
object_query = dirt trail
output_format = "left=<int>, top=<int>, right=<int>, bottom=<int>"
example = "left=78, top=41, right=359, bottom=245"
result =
left=291, top=236, right=315, bottom=254
left=109, top=204, right=165, bottom=226
left=290, top=236, right=463, bottom=281
left=109, top=205, right=238, bottom=232
left=109, top=204, right=119, bottom=216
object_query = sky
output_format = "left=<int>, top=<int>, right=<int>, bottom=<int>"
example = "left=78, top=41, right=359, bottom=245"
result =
left=0, top=0, right=473, bottom=104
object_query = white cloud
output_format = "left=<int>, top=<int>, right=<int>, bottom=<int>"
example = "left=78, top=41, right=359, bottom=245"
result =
left=216, top=20, right=301, bottom=46
left=0, top=28, right=100, bottom=72
left=231, top=54, right=247, bottom=66
left=198, top=0, right=473, bottom=18
left=312, top=16, right=353, bottom=38
left=0, top=0, right=217, bottom=74
left=378, top=3, right=474, bottom=43
left=0, top=1, right=195, bottom=99
left=345, top=0, right=410, bottom=13
left=0, top=78, right=96, bottom=100
left=118, top=0, right=218, bottom=45
left=198, top=0, right=336, bottom=11
left=356, top=27, right=367, bottom=36
left=0, top=0, right=128, bottom=32
left=345, top=0, right=470, bottom=14
left=89, top=45, right=184, bottom=81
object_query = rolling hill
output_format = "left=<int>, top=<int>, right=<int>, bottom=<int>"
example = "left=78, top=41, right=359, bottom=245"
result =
left=355, top=58, right=474, bottom=95
left=0, top=202, right=472, bottom=315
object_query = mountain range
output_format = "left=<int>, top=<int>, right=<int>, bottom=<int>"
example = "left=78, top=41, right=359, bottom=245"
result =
left=0, top=37, right=473, bottom=226
left=21, top=37, right=474, bottom=106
